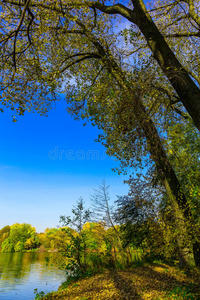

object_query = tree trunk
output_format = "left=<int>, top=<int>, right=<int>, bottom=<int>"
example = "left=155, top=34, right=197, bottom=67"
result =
left=112, top=62, right=196, bottom=268
left=116, top=77, right=195, bottom=268
left=193, top=241, right=200, bottom=267
left=164, top=179, right=194, bottom=268
left=132, top=0, right=200, bottom=131
left=132, top=95, right=195, bottom=268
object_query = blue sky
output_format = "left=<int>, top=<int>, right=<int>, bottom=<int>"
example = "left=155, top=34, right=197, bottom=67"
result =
left=0, top=99, right=131, bottom=232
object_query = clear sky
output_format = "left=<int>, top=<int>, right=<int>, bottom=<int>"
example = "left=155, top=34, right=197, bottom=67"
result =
left=0, top=99, right=131, bottom=232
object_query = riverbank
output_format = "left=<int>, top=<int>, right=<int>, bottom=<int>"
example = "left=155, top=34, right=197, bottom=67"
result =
left=42, top=262, right=200, bottom=300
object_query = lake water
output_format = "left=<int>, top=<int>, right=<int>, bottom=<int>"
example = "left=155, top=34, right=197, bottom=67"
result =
left=0, top=252, right=66, bottom=300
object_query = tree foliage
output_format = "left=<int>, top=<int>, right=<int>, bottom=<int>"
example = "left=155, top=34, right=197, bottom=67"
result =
left=60, top=198, right=91, bottom=272
left=115, top=175, right=178, bottom=261
left=0, top=225, right=10, bottom=251
left=1, top=223, right=36, bottom=252
left=0, top=0, right=200, bottom=129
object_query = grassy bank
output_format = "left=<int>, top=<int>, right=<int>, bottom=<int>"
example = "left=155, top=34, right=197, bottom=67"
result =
left=40, top=262, right=200, bottom=300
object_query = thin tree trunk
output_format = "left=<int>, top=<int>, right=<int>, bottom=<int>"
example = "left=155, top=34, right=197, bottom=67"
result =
left=132, top=96, right=195, bottom=268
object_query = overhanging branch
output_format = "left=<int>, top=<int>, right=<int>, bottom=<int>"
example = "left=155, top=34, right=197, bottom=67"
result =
left=59, top=53, right=100, bottom=73
left=93, top=2, right=137, bottom=23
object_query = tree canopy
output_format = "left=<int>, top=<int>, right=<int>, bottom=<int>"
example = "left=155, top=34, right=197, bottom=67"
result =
left=0, top=0, right=200, bottom=128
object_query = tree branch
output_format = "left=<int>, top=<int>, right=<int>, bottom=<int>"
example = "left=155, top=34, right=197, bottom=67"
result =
left=93, top=2, right=137, bottom=23
left=13, top=0, right=31, bottom=69
left=165, top=31, right=200, bottom=38
left=59, top=54, right=100, bottom=73
left=58, top=52, right=100, bottom=69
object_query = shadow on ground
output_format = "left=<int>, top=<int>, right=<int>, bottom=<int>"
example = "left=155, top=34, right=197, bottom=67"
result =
left=111, top=263, right=199, bottom=300
left=111, top=270, right=143, bottom=299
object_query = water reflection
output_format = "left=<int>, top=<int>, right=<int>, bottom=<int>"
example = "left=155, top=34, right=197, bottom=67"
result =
left=0, top=252, right=66, bottom=300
